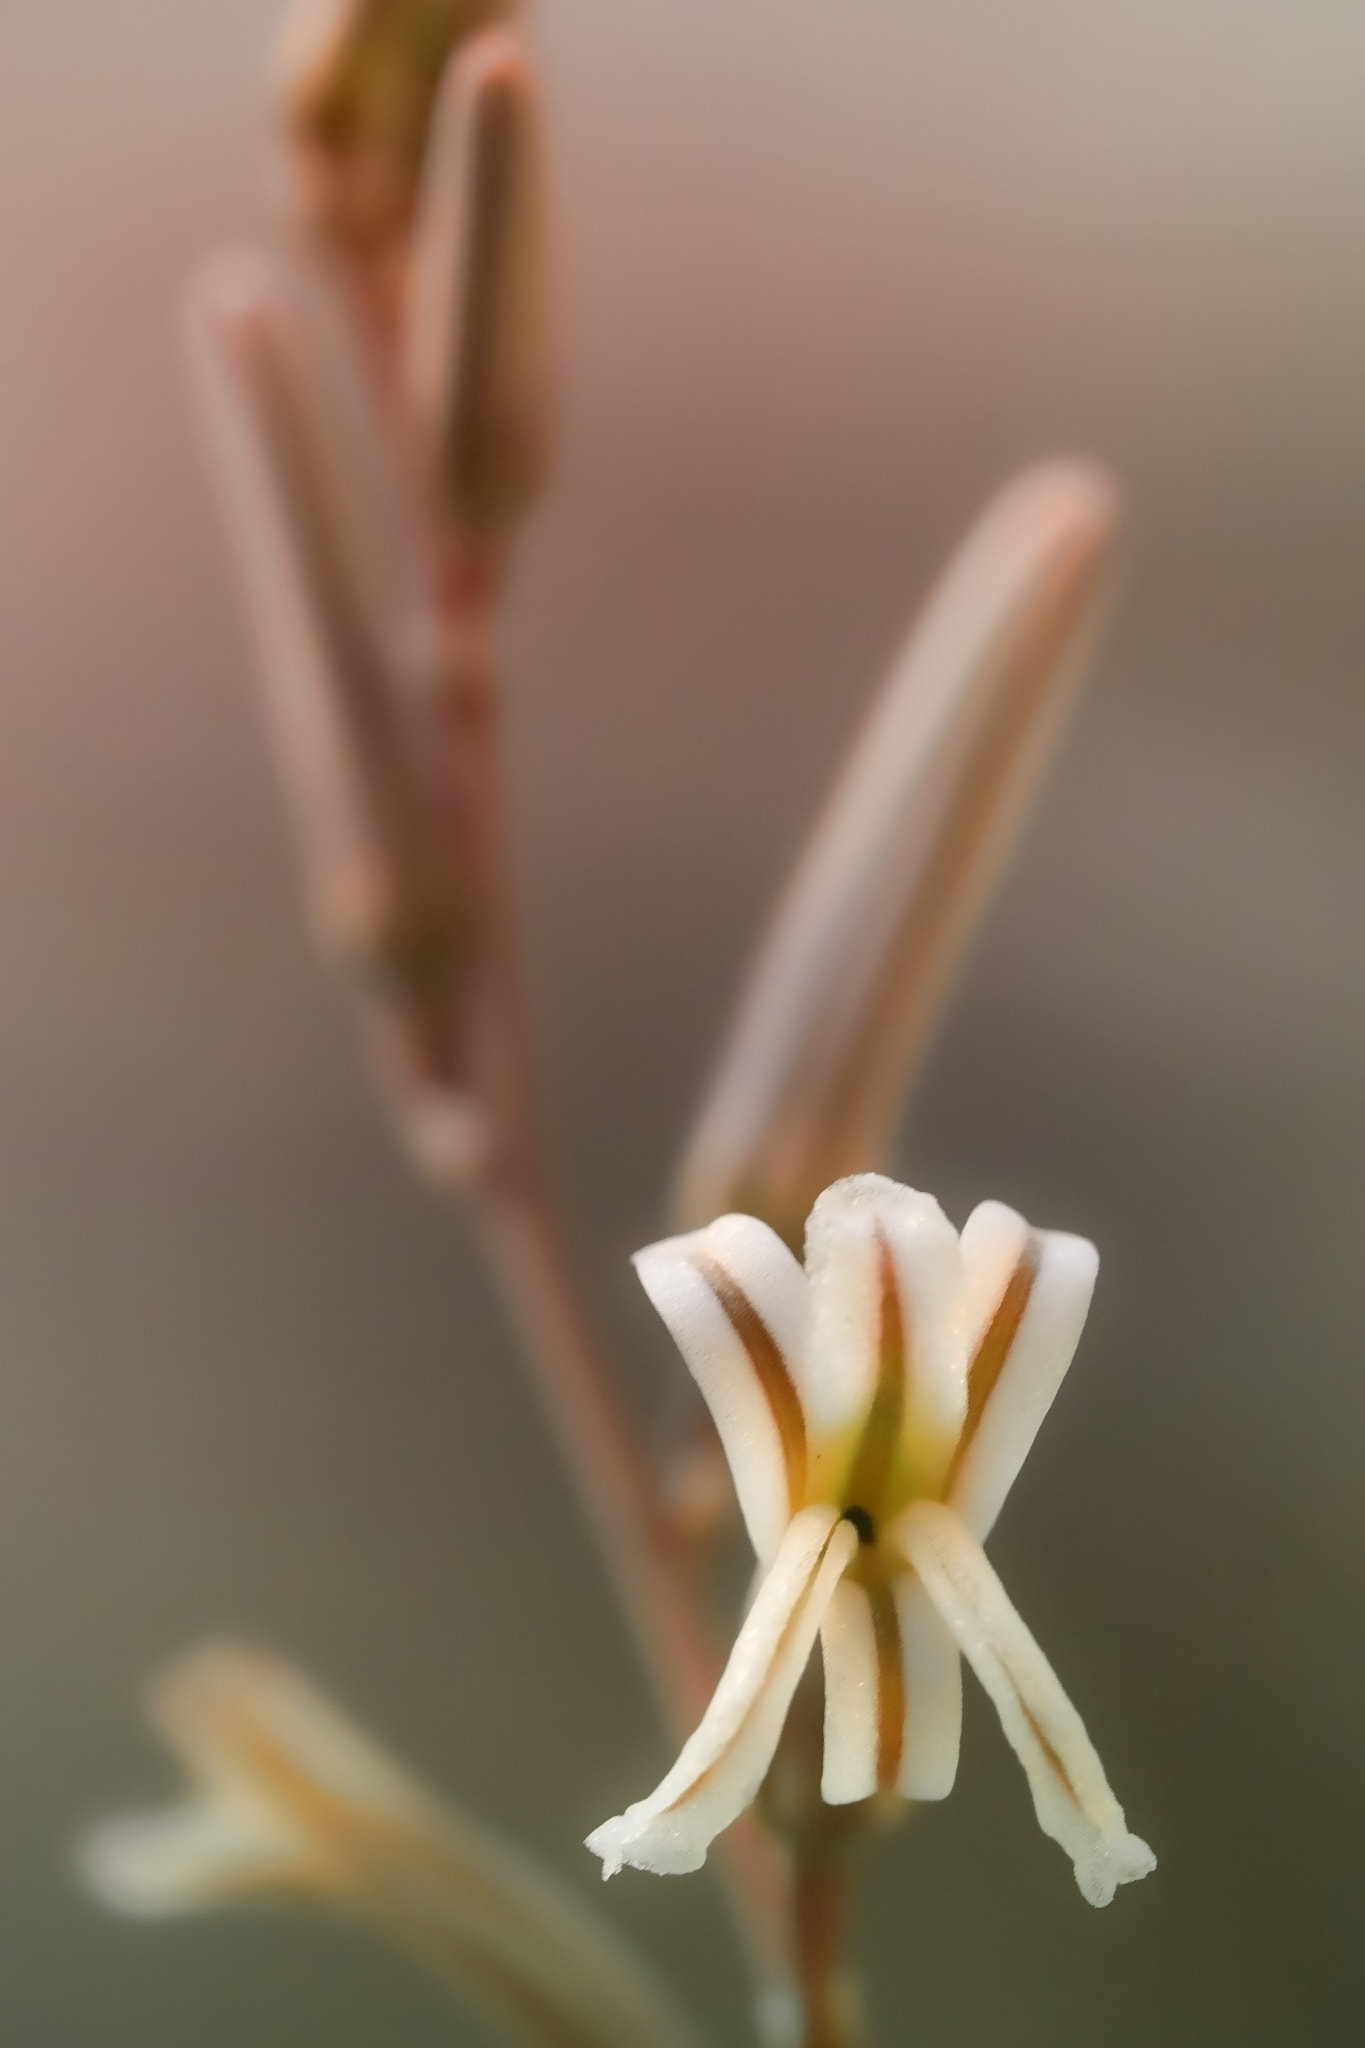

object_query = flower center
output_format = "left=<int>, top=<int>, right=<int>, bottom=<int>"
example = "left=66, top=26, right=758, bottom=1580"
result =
left=836, top=1235, right=906, bottom=1531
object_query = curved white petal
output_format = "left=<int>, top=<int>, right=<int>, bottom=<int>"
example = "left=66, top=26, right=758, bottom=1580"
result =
left=958, top=1200, right=1031, bottom=1350
left=948, top=1203, right=1097, bottom=1539
left=79, top=1795, right=311, bottom=1916
left=79, top=1642, right=706, bottom=2048
left=586, top=1506, right=856, bottom=1877
left=819, top=1578, right=880, bottom=1804
left=819, top=1570, right=962, bottom=1806
left=634, top=1215, right=810, bottom=1561
left=803, top=1175, right=966, bottom=1465
left=896, top=1575, right=963, bottom=1801
left=896, top=1502, right=1155, bottom=1907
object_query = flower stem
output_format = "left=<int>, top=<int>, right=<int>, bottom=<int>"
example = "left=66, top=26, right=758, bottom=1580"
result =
left=793, top=1850, right=862, bottom=2048
left=322, top=169, right=821, bottom=2016
left=272, top=32, right=864, bottom=2038
left=756, top=1663, right=870, bottom=2046
left=421, top=548, right=797, bottom=2003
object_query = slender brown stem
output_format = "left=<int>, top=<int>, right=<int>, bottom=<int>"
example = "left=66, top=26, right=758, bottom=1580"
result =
left=474, top=1172, right=797, bottom=1991
left=475, top=1179, right=718, bottom=1730
left=422, top=550, right=715, bottom=1715
left=756, top=1661, right=873, bottom=2046
left=793, top=1852, right=862, bottom=2048
left=419, top=543, right=797, bottom=2000
left=322, top=203, right=811, bottom=2026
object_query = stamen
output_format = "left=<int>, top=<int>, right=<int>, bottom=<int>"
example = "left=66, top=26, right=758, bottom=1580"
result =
left=842, top=1505, right=876, bottom=1546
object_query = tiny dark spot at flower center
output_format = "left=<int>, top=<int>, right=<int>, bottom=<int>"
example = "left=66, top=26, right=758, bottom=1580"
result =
left=842, top=1504, right=876, bottom=1546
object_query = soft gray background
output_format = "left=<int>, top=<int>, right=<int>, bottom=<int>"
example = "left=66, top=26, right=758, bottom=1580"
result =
left=0, top=2, right=1362, bottom=2042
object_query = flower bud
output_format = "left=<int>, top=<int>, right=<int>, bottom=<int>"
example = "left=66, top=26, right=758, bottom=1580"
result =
left=274, top=0, right=518, bottom=247
left=185, top=248, right=485, bottom=1173
left=404, top=27, right=552, bottom=533
left=675, top=464, right=1120, bottom=1244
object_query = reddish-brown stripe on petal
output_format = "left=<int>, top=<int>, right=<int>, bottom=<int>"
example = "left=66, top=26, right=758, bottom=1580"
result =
left=661, top=1521, right=841, bottom=1813
left=868, top=1581, right=905, bottom=1790
left=944, top=1240, right=1039, bottom=1495
left=841, top=1236, right=907, bottom=1522
left=1020, top=1699, right=1082, bottom=1812
left=693, top=1252, right=808, bottom=1512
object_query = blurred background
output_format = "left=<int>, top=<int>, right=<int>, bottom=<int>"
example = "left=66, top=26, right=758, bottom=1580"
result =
left=1, top=1, right=1363, bottom=2041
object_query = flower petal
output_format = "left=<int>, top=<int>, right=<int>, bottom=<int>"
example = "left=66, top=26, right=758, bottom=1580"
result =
left=819, top=1572, right=962, bottom=1805
left=80, top=1796, right=312, bottom=1916
left=803, top=1174, right=966, bottom=1477
left=586, top=1506, right=857, bottom=1877
left=896, top=1574, right=963, bottom=1802
left=818, top=1577, right=880, bottom=1804
left=895, top=1502, right=1155, bottom=1906
left=634, top=1215, right=810, bottom=1562
left=946, top=1202, right=1098, bottom=1540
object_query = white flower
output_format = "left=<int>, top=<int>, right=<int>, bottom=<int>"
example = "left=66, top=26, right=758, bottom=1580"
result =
left=586, top=1173, right=1155, bottom=1908
left=79, top=1641, right=705, bottom=2048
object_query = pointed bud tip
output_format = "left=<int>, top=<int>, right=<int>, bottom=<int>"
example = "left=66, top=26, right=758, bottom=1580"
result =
left=405, top=16, right=551, bottom=531
left=455, top=22, right=533, bottom=96
left=182, top=248, right=282, bottom=349
left=1002, top=458, right=1122, bottom=565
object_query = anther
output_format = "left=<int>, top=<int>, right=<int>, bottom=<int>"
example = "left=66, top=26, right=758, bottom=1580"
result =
left=842, top=1505, right=876, bottom=1546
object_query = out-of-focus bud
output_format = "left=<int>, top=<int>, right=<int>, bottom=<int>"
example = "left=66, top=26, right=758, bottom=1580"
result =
left=274, top=0, right=517, bottom=248
left=78, top=1642, right=706, bottom=2048
left=404, top=28, right=552, bottom=535
left=185, top=248, right=484, bottom=1177
left=674, top=464, right=1120, bottom=1246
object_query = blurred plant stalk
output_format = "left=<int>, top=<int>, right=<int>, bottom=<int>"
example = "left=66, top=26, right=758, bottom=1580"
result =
left=119, top=5, right=1127, bottom=2044
left=186, top=6, right=793, bottom=2018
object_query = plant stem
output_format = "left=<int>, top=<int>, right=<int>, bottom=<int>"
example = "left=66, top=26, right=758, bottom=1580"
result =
left=756, top=1662, right=871, bottom=2047
left=423, top=546, right=797, bottom=2001
left=287, top=54, right=865, bottom=2043
left=327, top=208, right=827, bottom=2029
left=792, top=1851, right=862, bottom=2048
